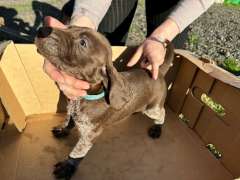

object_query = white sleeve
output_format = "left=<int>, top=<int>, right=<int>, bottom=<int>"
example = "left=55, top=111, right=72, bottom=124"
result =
left=71, top=0, right=112, bottom=28
left=169, top=0, right=214, bottom=32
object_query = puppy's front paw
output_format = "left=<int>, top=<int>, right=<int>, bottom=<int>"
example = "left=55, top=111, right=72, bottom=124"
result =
left=53, top=160, right=76, bottom=179
left=52, top=126, right=70, bottom=138
left=53, top=157, right=83, bottom=179
left=148, top=124, right=162, bottom=139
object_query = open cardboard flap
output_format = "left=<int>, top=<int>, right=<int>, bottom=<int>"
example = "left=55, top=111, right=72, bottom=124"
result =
left=175, top=49, right=240, bottom=89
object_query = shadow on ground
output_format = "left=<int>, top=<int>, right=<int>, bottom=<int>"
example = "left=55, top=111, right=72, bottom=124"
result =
left=0, top=1, right=64, bottom=43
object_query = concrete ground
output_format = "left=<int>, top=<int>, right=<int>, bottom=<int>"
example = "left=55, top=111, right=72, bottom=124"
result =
left=0, top=108, right=233, bottom=180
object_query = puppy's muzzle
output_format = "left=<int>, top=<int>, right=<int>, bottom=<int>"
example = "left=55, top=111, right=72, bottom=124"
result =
left=37, top=27, right=53, bottom=38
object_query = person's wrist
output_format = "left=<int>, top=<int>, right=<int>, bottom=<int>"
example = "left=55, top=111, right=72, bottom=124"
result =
left=151, top=18, right=180, bottom=42
left=148, top=35, right=170, bottom=48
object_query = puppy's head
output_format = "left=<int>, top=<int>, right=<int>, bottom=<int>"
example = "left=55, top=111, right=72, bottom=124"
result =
left=35, top=26, right=112, bottom=83
left=35, top=26, right=131, bottom=109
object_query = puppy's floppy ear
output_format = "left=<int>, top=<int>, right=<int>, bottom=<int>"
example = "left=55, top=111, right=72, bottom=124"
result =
left=102, top=65, right=132, bottom=110
left=99, top=33, right=132, bottom=110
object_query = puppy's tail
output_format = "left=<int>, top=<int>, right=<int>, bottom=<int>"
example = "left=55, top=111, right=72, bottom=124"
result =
left=159, top=43, right=174, bottom=77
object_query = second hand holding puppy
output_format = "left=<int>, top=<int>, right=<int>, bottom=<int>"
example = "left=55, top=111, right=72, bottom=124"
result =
left=127, top=38, right=167, bottom=80
left=127, top=18, right=180, bottom=80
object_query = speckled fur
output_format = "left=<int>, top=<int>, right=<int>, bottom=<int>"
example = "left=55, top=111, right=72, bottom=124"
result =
left=66, top=98, right=103, bottom=158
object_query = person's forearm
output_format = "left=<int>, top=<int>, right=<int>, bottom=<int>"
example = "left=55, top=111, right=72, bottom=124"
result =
left=169, top=0, right=214, bottom=32
left=70, top=0, right=112, bottom=29
left=150, top=0, right=214, bottom=42
left=150, top=18, right=180, bottom=42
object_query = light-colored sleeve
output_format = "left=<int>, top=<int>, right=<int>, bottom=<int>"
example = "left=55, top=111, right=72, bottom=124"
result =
left=70, top=0, right=112, bottom=28
left=169, top=0, right=214, bottom=32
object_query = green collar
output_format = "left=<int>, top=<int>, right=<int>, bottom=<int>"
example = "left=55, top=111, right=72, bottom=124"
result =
left=83, top=91, right=106, bottom=101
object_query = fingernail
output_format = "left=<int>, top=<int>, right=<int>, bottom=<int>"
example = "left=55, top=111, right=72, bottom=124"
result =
left=75, top=81, right=89, bottom=89
left=59, top=77, right=65, bottom=84
left=59, top=84, right=65, bottom=91
left=85, top=84, right=90, bottom=89
left=80, top=84, right=90, bottom=90
left=81, top=91, right=87, bottom=96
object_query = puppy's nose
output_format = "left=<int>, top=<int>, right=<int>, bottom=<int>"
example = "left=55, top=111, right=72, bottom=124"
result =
left=37, top=27, right=52, bottom=38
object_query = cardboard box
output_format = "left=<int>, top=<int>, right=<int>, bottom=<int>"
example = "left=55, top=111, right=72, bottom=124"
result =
left=167, top=49, right=240, bottom=177
left=0, top=100, right=6, bottom=128
left=0, top=42, right=239, bottom=177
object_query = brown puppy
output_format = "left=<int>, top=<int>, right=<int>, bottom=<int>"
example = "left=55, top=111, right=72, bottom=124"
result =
left=35, top=26, right=174, bottom=179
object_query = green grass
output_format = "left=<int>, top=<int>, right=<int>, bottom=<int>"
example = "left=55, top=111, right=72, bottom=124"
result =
left=138, top=0, right=145, bottom=7
left=223, top=0, right=240, bottom=8
left=7, top=3, right=32, bottom=13
left=1, top=0, right=64, bottom=13
left=224, top=0, right=240, bottom=5
left=187, top=33, right=199, bottom=49
left=221, top=58, right=240, bottom=75
left=201, top=94, right=226, bottom=116
left=178, top=113, right=190, bottom=124
left=206, top=144, right=222, bottom=159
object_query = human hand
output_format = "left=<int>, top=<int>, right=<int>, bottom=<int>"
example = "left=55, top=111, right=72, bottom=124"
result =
left=127, top=37, right=166, bottom=80
left=42, top=16, right=90, bottom=99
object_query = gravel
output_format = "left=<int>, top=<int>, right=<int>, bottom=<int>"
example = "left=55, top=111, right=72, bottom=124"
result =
left=185, top=3, right=240, bottom=64
left=126, top=0, right=146, bottom=46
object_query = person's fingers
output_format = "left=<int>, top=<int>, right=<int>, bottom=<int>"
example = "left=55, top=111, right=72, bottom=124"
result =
left=60, top=71, right=76, bottom=86
left=44, top=16, right=66, bottom=29
left=127, top=45, right=143, bottom=67
left=64, top=93, right=76, bottom=100
left=140, top=55, right=159, bottom=79
left=43, top=60, right=64, bottom=83
left=152, top=63, right=160, bottom=80
left=141, top=63, right=152, bottom=71
left=144, top=51, right=162, bottom=80
left=60, top=71, right=90, bottom=90
left=74, top=80, right=90, bottom=89
left=140, top=57, right=150, bottom=68
left=58, top=83, right=87, bottom=97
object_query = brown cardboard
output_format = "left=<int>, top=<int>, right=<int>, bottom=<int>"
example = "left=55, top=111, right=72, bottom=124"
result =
left=0, top=41, right=128, bottom=131
left=0, top=108, right=233, bottom=180
left=180, top=64, right=215, bottom=128
left=0, top=42, right=57, bottom=131
left=167, top=56, right=198, bottom=113
left=168, top=50, right=240, bottom=177
left=0, top=42, right=239, bottom=177
left=0, top=100, right=6, bottom=128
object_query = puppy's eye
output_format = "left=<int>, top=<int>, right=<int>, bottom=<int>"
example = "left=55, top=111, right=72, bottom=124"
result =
left=80, top=38, right=88, bottom=48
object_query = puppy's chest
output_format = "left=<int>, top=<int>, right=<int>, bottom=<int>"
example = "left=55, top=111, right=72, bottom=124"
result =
left=67, top=98, right=109, bottom=123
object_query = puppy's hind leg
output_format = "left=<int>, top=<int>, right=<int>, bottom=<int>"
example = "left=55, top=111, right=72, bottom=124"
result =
left=143, top=106, right=165, bottom=139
